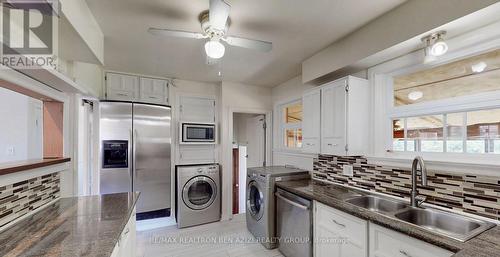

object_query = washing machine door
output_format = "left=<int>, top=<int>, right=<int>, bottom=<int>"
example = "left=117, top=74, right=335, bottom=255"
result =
left=247, top=180, right=265, bottom=221
left=182, top=176, right=217, bottom=210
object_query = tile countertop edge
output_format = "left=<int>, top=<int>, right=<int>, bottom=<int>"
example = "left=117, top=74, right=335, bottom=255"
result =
left=275, top=179, right=500, bottom=257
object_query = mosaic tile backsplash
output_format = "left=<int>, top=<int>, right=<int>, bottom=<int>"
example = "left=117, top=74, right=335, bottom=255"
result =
left=0, top=173, right=60, bottom=228
left=313, top=155, right=500, bottom=221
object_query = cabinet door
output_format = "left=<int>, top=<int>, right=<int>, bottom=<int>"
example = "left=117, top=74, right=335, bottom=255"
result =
left=179, top=96, right=216, bottom=123
left=302, top=89, right=321, bottom=153
left=369, top=223, right=453, bottom=257
left=106, top=73, right=139, bottom=101
left=321, top=81, right=347, bottom=155
left=139, top=77, right=168, bottom=104
left=314, top=202, right=368, bottom=257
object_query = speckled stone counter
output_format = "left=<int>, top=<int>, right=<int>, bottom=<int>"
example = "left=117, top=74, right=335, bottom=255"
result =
left=276, top=179, right=500, bottom=257
left=0, top=192, right=139, bottom=257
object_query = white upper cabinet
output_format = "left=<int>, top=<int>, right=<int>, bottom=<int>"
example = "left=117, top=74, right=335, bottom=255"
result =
left=302, top=88, right=321, bottom=153
left=106, top=72, right=169, bottom=105
left=106, top=72, right=139, bottom=101
left=139, top=77, right=168, bottom=104
left=179, top=96, right=216, bottom=123
left=320, top=76, right=369, bottom=156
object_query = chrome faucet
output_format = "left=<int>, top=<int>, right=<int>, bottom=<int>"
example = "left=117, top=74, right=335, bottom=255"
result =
left=410, top=156, right=428, bottom=207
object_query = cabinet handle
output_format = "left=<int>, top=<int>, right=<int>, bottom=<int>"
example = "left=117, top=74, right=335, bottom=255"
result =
left=124, top=228, right=130, bottom=235
left=327, top=143, right=338, bottom=146
left=117, top=93, right=128, bottom=96
left=149, top=96, right=158, bottom=99
left=399, top=250, right=412, bottom=257
left=331, top=219, right=345, bottom=228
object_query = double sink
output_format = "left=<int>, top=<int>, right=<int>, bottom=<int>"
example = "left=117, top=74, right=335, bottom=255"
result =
left=344, top=194, right=495, bottom=242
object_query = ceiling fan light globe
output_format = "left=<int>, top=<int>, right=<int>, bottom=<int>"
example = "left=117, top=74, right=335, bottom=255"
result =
left=205, top=40, right=225, bottom=59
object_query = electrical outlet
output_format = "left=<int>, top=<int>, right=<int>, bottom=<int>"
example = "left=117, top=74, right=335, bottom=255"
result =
left=6, top=146, right=15, bottom=156
left=343, top=165, right=353, bottom=177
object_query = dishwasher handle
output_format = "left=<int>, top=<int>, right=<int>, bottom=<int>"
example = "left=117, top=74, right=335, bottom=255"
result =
left=276, top=192, right=310, bottom=211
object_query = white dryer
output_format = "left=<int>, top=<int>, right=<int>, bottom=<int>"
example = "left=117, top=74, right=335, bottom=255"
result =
left=176, top=164, right=220, bottom=228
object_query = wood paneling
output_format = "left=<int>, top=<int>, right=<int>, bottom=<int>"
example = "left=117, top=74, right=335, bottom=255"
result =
left=0, top=158, right=70, bottom=176
left=43, top=102, right=64, bottom=158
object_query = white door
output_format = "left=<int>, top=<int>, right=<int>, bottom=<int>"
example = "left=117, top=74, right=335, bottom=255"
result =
left=246, top=115, right=266, bottom=168
left=321, top=81, right=347, bottom=155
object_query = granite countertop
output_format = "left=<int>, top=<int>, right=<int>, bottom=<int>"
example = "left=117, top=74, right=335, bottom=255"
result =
left=276, top=179, right=500, bottom=257
left=0, top=192, right=139, bottom=257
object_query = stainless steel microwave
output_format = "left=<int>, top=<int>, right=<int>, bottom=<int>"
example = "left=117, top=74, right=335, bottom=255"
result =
left=180, top=123, right=216, bottom=144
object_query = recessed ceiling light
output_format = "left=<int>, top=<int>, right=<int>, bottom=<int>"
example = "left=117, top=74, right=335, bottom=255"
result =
left=408, top=91, right=424, bottom=101
left=471, top=62, right=487, bottom=73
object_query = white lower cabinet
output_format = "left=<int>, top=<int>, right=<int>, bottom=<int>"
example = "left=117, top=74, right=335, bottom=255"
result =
left=313, top=201, right=454, bottom=257
left=314, top=201, right=368, bottom=257
left=369, top=223, right=453, bottom=257
left=110, top=209, right=137, bottom=257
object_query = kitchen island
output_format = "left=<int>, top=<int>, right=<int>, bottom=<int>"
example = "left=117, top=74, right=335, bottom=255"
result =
left=0, top=192, right=138, bottom=257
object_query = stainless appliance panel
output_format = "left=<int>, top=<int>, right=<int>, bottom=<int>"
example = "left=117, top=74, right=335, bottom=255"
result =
left=99, top=102, right=133, bottom=194
left=276, top=188, right=312, bottom=257
left=133, top=103, right=172, bottom=213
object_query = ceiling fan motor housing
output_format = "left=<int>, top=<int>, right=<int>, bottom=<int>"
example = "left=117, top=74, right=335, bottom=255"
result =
left=199, top=11, right=229, bottom=40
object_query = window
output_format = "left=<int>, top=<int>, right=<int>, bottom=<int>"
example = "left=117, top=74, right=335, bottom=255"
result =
left=393, top=48, right=500, bottom=107
left=280, top=101, right=303, bottom=149
left=388, top=47, right=500, bottom=155
left=392, top=109, right=500, bottom=154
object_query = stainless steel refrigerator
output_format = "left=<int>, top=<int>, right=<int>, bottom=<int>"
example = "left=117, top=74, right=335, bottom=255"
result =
left=99, top=101, right=171, bottom=214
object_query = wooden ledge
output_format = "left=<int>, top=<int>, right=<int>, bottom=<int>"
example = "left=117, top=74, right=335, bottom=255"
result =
left=0, top=158, right=71, bottom=176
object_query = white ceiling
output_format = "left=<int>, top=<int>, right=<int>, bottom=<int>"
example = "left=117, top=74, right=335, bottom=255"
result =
left=85, top=0, right=405, bottom=87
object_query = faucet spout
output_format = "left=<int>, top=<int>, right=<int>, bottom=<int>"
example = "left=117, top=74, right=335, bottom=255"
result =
left=411, top=156, right=428, bottom=207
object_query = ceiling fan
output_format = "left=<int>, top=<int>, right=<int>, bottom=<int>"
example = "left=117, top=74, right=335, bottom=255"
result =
left=148, top=0, right=272, bottom=60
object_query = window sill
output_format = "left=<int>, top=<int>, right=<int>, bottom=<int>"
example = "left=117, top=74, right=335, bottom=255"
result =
left=368, top=153, right=500, bottom=176
left=0, top=158, right=71, bottom=176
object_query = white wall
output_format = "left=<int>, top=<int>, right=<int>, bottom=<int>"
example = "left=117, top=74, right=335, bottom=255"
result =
left=271, top=75, right=316, bottom=171
left=0, top=87, right=43, bottom=163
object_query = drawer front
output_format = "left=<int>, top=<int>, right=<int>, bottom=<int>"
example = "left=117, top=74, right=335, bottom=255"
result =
left=316, top=202, right=367, bottom=248
left=369, top=223, right=453, bottom=257
left=302, top=138, right=320, bottom=153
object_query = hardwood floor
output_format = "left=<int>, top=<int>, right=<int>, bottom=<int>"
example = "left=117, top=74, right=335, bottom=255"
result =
left=137, top=214, right=284, bottom=257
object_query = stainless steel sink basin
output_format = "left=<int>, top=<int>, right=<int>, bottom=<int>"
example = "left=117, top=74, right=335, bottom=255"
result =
left=346, top=195, right=408, bottom=213
left=395, top=207, right=496, bottom=242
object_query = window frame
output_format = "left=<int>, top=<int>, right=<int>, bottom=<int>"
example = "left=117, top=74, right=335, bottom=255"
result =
left=277, top=99, right=303, bottom=151
left=369, top=20, right=500, bottom=165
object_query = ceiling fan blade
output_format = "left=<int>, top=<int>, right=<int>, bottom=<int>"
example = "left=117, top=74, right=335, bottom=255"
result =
left=209, top=0, right=230, bottom=31
left=148, top=28, right=206, bottom=39
left=223, top=36, right=273, bottom=52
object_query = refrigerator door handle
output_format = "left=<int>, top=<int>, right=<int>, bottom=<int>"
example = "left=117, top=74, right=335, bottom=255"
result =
left=133, top=129, right=138, bottom=187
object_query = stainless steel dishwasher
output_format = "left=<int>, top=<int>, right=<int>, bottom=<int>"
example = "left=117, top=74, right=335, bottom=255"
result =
left=275, top=188, right=312, bottom=257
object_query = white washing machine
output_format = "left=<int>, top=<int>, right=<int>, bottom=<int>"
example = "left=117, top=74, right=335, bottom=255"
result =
left=176, top=164, right=221, bottom=228
left=246, top=166, right=310, bottom=249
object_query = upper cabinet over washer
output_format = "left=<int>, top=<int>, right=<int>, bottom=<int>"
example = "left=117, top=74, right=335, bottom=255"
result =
left=302, top=76, right=369, bottom=156
left=105, top=72, right=169, bottom=105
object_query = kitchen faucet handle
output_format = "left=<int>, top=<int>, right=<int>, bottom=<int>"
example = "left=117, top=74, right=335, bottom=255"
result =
left=415, top=195, right=427, bottom=207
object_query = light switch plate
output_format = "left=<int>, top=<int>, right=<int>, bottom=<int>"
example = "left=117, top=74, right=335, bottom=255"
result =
left=343, top=165, right=353, bottom=176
